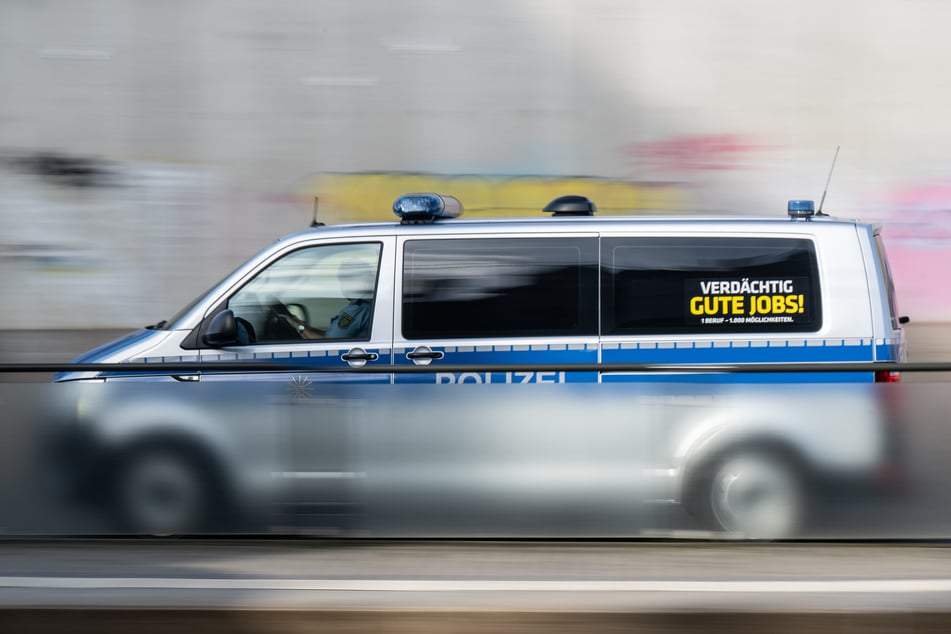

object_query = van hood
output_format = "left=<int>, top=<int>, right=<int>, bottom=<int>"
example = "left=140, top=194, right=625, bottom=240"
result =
left=53, top=328, right=173, bottom=382
left=68, top=328, right=161, bottom=364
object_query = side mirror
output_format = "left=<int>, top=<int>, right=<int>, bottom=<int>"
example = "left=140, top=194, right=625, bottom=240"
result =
left=203, top=309, right=238, bottom=347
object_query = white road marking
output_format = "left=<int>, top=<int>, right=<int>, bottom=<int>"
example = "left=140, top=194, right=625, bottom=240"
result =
left=270, top=471, right=365, bottom=479
left=301, top=76, right=378, bottom=87
left=2, top=578, right=951, bottom=593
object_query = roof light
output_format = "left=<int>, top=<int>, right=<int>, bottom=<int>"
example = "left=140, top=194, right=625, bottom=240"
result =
left=393, top=193, right=463, bottom=223
left=787, top=199, right=815, bottom=220
left=543, top=195, right=596, bottom=216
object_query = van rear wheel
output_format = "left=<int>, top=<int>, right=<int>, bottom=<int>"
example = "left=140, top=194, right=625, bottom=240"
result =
left=689, top=451, right=806, bottom=539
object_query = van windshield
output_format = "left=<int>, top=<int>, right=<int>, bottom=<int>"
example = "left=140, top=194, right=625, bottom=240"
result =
left=157, top=277, right=232, bottom=330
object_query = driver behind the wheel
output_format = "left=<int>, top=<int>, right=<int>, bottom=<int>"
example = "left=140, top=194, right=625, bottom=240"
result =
left=280, top=259, right=375, bottom=340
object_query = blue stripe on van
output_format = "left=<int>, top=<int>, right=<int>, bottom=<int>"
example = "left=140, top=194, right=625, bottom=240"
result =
left=602, top=340, right=876, bottom=364
left=95, top=346, right=390, bottom=380
left=84, top=338, right=892, bottom=384
left=876, top=342, right=900, bottom=361
left=600, top=372, right=875, bottom=384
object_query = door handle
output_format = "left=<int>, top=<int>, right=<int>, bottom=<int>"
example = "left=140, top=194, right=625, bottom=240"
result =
left=407, top=350, right=444, bottom=360
left=406, top=346, right=444, bottom=365
left=341, top=348, right=379, bottom=368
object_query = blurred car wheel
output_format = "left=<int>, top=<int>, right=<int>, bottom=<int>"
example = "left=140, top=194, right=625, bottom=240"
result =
left=113, top=445, right=219, bottom=536
left=690, top=450, right=806, bottom=539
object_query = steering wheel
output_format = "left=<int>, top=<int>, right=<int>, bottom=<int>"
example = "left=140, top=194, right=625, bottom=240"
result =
left=263, top=300, right=302, bottom=340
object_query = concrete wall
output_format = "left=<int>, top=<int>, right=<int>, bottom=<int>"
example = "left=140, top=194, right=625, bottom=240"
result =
left=2, top=0, right=951, bottom=328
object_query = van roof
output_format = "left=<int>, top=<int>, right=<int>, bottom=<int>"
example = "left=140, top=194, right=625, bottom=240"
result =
left=278, top=213, right=869, bottom=243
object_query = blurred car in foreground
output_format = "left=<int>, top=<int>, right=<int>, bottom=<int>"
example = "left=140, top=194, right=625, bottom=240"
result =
left=44, top=193, right=908, bottom=538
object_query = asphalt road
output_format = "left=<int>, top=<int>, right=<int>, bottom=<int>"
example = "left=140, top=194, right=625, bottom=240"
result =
left=5, top=541, right=951, bottom=633
left=3, top=539, right=951, bottom=612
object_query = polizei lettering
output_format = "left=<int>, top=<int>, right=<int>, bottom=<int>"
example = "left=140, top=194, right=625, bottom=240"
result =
left=436, top=371, right=567, bottom=384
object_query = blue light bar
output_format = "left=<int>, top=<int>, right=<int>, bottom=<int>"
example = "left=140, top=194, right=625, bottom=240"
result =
left=787, top=199, right=815, bottom=219
left=393, top=193, right=463, bottom=222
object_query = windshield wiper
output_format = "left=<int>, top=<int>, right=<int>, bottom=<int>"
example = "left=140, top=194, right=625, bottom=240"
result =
left=145, top=320, right=167, bottom=330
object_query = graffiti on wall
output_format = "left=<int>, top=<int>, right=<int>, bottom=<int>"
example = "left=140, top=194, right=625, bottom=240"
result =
left=878, top=181, right=951, bottom=246
left=299, top=172, right=690, bottom=222
left=872, top=180, right=951, bottom=322
left=618, top=134, right=766, bottom=175
left=5, top=152, right=119, bottom=189
left=0, top=150, right=222, bottom=328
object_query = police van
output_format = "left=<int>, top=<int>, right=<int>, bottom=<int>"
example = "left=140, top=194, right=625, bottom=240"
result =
left=53, top=194, right=908, bottom=538
left=59, top=194, right=906, bottom=384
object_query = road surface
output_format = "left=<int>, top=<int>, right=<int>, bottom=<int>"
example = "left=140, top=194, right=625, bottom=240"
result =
left=3, top=540, right=951, bottom=631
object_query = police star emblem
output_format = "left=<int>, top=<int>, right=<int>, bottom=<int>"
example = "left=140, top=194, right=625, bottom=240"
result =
left=289, top=375, right=313, bottom=398
left=338, top=312, right=354, bottom=328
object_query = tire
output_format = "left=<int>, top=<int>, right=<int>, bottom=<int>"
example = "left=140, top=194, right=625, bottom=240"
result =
left=688, top=450, right=806, bottom=539
left=112, top=444, right=221, bottom=536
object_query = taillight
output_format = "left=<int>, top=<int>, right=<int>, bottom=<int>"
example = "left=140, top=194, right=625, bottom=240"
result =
left=875, top=370, right=901, bottom=383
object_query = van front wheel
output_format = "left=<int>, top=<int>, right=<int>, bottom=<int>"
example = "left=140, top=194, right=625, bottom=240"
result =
left=112, top=445, right=220, bottom=536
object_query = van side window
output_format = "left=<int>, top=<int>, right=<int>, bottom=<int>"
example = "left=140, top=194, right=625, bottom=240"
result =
left=402, top=238, right=598, bottom=339
left=227, top=242, right=382, bottom=344
left=602, top=237, right=822, bottom=335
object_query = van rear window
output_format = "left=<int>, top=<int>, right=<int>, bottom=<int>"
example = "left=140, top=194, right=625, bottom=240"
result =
left=602, top=237, right=822, bottom=335
left=402, top=238, right=598, bottom=339
left=873, top=232, right=901, bottom=330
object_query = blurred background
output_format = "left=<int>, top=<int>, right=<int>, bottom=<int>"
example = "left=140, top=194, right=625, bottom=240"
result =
left=5, top=5, right=951, bottom=630
left=2, top=0, right=950, bottom=333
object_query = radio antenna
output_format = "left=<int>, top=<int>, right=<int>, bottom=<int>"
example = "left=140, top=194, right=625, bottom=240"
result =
left=816, top=145, right=840, bottom=217
left=310, top=196, right=324, bottom=227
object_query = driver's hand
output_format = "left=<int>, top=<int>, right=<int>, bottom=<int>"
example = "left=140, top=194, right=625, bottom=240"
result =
left=276, top=313, right=301, bottom=334
left=279, top=313, right=323, bottom=339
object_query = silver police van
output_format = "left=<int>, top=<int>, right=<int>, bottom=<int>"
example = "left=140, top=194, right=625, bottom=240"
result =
left=53, top=194, right=908, bottom=538
left=60, top=194, right=906, bottom=383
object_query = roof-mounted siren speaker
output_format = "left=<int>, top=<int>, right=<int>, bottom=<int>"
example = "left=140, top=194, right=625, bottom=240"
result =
left=543, top=195, right=596, bottom=216
left=787, top=199, right=816, bottom=221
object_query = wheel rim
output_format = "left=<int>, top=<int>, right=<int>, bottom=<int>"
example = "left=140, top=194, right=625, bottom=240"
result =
left=120, top=452, right=204, bottom=535
left=709, top=453, right=801, bottom=539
